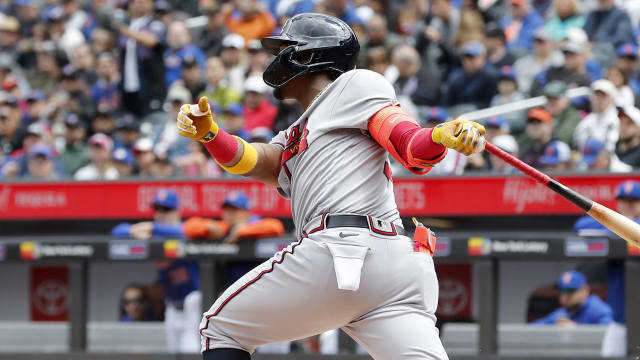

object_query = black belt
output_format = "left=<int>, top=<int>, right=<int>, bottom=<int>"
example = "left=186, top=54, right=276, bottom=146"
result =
left=310, top=214, right=405, bottom=236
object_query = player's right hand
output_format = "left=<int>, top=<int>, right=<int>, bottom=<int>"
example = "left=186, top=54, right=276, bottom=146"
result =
left=431, top=119, right=486, bottom=156
left=176, top=96, right=219, bottom=142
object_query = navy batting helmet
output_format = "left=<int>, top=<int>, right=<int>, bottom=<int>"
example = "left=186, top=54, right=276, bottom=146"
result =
left=261, top=13, right=360, bottom=90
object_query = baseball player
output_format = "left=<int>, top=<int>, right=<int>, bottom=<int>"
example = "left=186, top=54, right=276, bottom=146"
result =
left=175, top=13, right=486, bottom=360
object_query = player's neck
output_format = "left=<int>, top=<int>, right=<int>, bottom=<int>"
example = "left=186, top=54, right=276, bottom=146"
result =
left=298, top=75, right=333, bottom=111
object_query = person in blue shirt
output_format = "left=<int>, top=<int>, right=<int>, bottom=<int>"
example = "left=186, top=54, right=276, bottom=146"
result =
left=531, top=270, right=613, bottom=326
left=164, top=20, right=206, bottom=86
left=111, top=189, right=201, bottom=353
left=574, top=180, right=640, bottom=233
left=501, top=0, right=544, bottom=54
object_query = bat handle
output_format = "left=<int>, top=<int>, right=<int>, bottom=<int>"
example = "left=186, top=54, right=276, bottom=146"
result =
left=484, top=142, right=552, bottom=186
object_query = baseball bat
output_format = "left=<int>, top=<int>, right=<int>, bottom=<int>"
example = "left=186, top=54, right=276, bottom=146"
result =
left=484, top=142, right=640, bottom=247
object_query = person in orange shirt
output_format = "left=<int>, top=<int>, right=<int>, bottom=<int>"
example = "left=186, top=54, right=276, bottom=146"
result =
left=183, top=191, right=284, bottom=243
left=223, top=0, right=276, bottom=44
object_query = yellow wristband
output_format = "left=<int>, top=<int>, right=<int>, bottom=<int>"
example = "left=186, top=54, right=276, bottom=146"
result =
left=217, top=137, right=258, bottom=175
left=199, top=122, right=220, bottom=143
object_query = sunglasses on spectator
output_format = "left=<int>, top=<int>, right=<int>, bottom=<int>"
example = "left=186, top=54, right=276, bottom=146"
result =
left=123, top=297, right=144, bottom=304
left=153, top=205, right=174, bottom=212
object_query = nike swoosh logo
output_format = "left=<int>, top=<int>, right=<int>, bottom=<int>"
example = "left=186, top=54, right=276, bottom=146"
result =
left=339, top=232, right=359, bottom=238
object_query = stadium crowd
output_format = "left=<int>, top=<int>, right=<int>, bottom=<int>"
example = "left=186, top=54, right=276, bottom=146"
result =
left=2, top=0, right=640, bottom=180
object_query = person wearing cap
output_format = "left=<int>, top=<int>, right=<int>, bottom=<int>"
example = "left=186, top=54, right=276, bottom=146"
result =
left=24, top=143, right=60, bottom=180
left=531, top=270, right=613, bottom=325
left=512, top=27, right=563, bottom=93
left=543, top=81, right=581, bottom=145
left=223, top=0, right=276, bottom=44
left=245, top=39, right=270, bottom=78
left=221, top=102, right=250, bottom=141
left=220, top=33, right=247, bottom=95
left=243, top=76, right=277, bottom=131
left=489, top=134, right=519, bottom=173
left=153, top=84, right=194, bottom=159
left=59, top=113, right=89, bottom=174
left=117, top=0, right=167, bottom=116
left=573, top=80, right=620, bottom=152
left=0, top=16, right=21, bottom=62
left=519, top=107, right=555, bottom=168
left=23, top=90, right=46, bottom=124
left=444, top=41, right=498, bottom=109
left=114, top=113, right=141, bottom=152
left=15, top=0, right=40, bottom=38
left=615, top=43, right=640, bottom=103
left=112, top=146, right=135, bottom=177
left=179, top=56, right=206, bottom=102
left=575, top=180, right=640, bottom=234
left=584, top=0, right=634, bottom=48
left=92, top=52, right=122, bottom=114
left=74, top=133, right=119, bottom=180
left=543, top=0, right=585, bottom=41
left=605, top=66, right=635, bottom=108
left=0, top=95, right=26, bottom=156
left=131, top=137, right=154, bottom=177
left=390, top=45, right=440, bottom=107
left=580, top=138, right=632, bottom=172
left=500, top=0, right=544, bottom=54
left=358, top=14, right=401, bottom=68
left=197, top=2, right=229, bottom=57
left=91, top=109, right=118, bottom=136
left=491, top=66, right=526, bottom=132
left=111, top=189, right=202, bottom=353
left=529, top=35, right=593, bottom=97
left=539, top=140, right=573, bottom=171
left=484, top=23, right=516, bottom=69
left=164, top=20, right=206, bottom=86
left=199, top=56, right=242, bottom=109
left=616, top=105, right=640, bottom=168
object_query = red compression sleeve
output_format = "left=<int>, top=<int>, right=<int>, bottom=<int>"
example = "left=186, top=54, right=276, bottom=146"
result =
left=389, top=123, right=446, bottom=162
left=202, top=128, right=238, bottom=164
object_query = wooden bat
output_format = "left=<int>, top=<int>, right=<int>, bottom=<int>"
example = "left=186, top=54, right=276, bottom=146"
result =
left=484, top=142, right=640, bottom=247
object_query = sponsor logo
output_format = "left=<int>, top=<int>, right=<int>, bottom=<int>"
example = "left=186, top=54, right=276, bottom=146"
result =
left=339, top=232, right=359, bottom=238
left=20, top=242, right=94, bottom=259
left=565, top=237, right=609, bottom=256
left=33, top=279, right=68, bottom=317
left=109, top=241, right=148, bottom=260
left=434, top=237, right=450, bottom=257
left=438, top=279, right=469, bottom=317
left=467, top=238, right=549, bottom=256
left=164, top=240, right=185, bottom=258
left=0, top=243, right=5, bottom=261
left=20, top=242, right=40, bottom=260
left=468, top=237, right=491, bottom=256
left=627, top=243, right=640, bottom=256
left=164, top=240, right=239, bottom=258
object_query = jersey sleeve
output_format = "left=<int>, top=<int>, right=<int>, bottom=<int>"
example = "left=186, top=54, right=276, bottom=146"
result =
left=269, top=129, right=287, bottom=149
left=330, top=70, right=399, bottom=130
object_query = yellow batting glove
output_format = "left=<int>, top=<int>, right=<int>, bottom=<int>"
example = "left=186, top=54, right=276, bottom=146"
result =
left=431, top=119, right=486, bottom=156
left=176, top=96, right=219, bottom=142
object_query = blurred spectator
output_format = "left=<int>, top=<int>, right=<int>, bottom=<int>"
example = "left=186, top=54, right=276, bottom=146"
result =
left=583, top=0, right=635, bottom=48
left=62, top=0, right=94, bottom=38
left=133, top=138, right=156, bottom=177
left=90, top=28, right=115, bottom=55
left=119, top=284, right=156, bottom=322
left=422, top=107, right=467, bottom=175
left=243, top=76, right=277, bottom=131
left=616, top=105, right=640, bottom=168
left=389, top=45, right=440, bottom=106
left=23, top=143, right=60, bottom=180
left=14, top=0, right=39, bottom=39
left=539, top=140, right=573, bottom=171
left=197, top=2, right=229, bottom=57
left=454, top=0, right=485, bottom=47
left=25, top=41, right=60, bottom=97
left=485, top=116, right=511, bottom=143
left=224, top=0, right=276, bottom=44
left=164, top=20, right=206, bottom=86
left=92, top=52, right=122, bottom=113
left=365, top=46, right=390, bottom=76
left=174, top=141, right=222, bottom=178
left=0, top=95, right=25, bottom=155
left=573, top=80, right=619, bottom=152
left=59, top=114, right=89, bottom=174
left=485, top=23, right=516, bottom=69
left=200, top=56, right=242, bottom=108
left=111, top=189, right=200, bottom=353
left=531, top=270, right=613, bottom=325
left=316, top=0, right=363, bottom=26
left=359, top=14, right=401, bottom=68
left=491, top=66, right=526, bottom=133
left=46, top=5, right=85, bottom=62
left=520, top=108, right=554, bottom=168
left=615, top=43, right=640, bottom=106
left=220, top=33, right=247, bottom=94
left=150, top=153, right=179, bottom=178
left=112, top=147, right=135, bottom=177
left=245, top=39, right=270, bottom=78
left=529, top=36, right=592, bottom=96
left=575, top=180, right=640, bottom=232
left=222, top=102, right=250, bottom=140
left=444, top=41, right=498, bottom=109
left=489, top=134, right=520, bottom=173
left=114, top=114, right=141, bottom=151
left=544, top=0, right=585, bottom=41
left=579, top=138, right=632, bottom=172
left=513, top=27, right=563, bottom=93
left=605, top=67, right=634, bottom=108
left=181, top=56, right=206, bottom=102
left=501, top=0, right=544, bottom=54
left=22, top=90, right=46, bottom=124
left=91, top=110, right=118, bottom=136
left=60, top=65, right=93, bottom=118
left=118, top=0, right=167, bottom=115
left=74, top=133, right=118, bottom=180
left=543, top=81, right=581, bottom=146
left=1, top=16, right=22, bottom=63
left=71, top=44, right=98, bottom=86
left=154, top=84, right=193, bottom=158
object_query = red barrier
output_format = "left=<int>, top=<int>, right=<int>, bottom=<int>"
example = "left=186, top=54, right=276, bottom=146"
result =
left=0, top=174, right=637, bottom=219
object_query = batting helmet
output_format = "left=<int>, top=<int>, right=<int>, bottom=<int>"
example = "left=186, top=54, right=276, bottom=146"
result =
left=261, top=13, right=360, bottom=90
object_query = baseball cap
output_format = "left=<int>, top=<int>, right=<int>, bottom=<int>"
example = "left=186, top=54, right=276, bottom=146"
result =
left=25, top=89, right=45, bottom=102
left=581, top=139, right=606, bottom=165
left=89, top=133, right=114, bottom=151
left=425, top=107, right=449, bottom=123
left=112, top=147, right=135, bottom=166
left=557, top=270, right=587, bottom=291
left=25, top=122, right=44, bottom=137
left=244, top=76, right=269, bottom=94
left=533, top=27, right=552, bottom=42
left=44, top=6, right=64, bottom=22
left=166, top=85, right=191, bottom=103
left=616, top=180, right=640, bottom=200
left=29, top=143, right=53, bottom=158
left=492, top=134, right=518, bottom=154
left=485, top=116, right=509, bottom=131
left=153, top=189, right=179, bottom=210
left=116, top=113, right=140, bottom=131
left=618, top=105, right=640, bottom=127
left=133, top=137, right=153, bottom=153
left=222, top=191, right=250, bottom=210
left=222, top=33, right=245, bottom=50
left=182, top=53, right=199, bottom=68
left=498, top=66, right=516, bottom=81
left=527, top=108, right=552, bottom=124
left=155, top=0, right=171, bottom=13
left=543, top=81, right=568, bottom=98
left=224, top=102, right=243, bottom=116
left=461, top=41, right=486, bottom=57
left=539, top=141, right=571, bottom=165
left=64, top=113, right=85, bottom=128
left=617, top=43, right=638, bottom=58
left=248, top=39, right=264, bottom=52
left=561, top=41, right=585, bottom=54
left=484, top=23, right=505, bottom=40
left=1, top=76, right=18, bottom=91
left=591, top=79, right=617, bottom=98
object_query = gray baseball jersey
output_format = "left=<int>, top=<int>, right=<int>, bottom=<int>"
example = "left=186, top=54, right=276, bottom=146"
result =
left=269, top=69, right=402, bottom=234
left=200, top=69, right=448, bottom=359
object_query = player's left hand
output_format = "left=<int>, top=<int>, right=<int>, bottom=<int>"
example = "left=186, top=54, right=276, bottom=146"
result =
left=431, top=119, right=486, bottom=156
